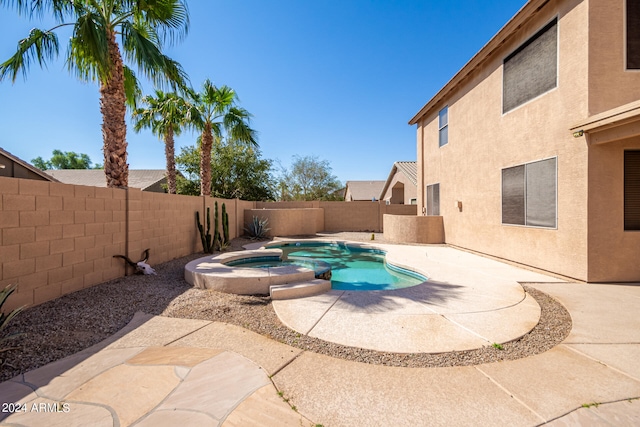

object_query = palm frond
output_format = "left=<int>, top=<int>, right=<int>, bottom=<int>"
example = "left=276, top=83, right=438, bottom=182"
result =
left=136, top=0, right=189, bottom=45
left=123, top=65, right=141, bottom=109
left=121, top=20, right=189, bottom=91
left=67, top=10, right=110, bottom=82
left=0, top=28, right=59, bottom=82
left=224, top=106, right=258, bottom=146
left=0, top=0, right=75, bottom=22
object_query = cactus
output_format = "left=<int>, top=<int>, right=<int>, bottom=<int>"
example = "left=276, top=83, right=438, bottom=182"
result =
left=196, top=208, right=214, bottom=253
left=213, top=201, right=221, bottom=251
left=222, top=203, right=229, bottom=246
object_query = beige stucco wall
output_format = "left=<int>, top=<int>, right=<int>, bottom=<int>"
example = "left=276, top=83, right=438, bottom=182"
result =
left=587, top=136, right=640, bottom=281
left=383, top=214, right=444, bottom=244
left=583, top=1, right=640, bottom=281
left=588, top=0, right=640, bottom=115
left=417, top=0, right=591, bottom=280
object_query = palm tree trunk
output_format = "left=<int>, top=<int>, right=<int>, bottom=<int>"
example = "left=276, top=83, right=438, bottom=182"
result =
left=200, top=122, right=213, bottom=196
left=100, top=30, right=128, bottom=188
left=165, top=127, right=176, bottom=194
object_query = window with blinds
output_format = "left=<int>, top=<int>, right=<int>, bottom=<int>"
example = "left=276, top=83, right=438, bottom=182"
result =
left=503, top=18, right=558, bottom=113
left=625, top=151, right=640, bottom=230
left=628, top=0, right=640, bottom=69
left=438, top=107, right=448, bottom=147
left=426, top=183, right=440, bottom=216
left=502, top=158, right=557, bottom=228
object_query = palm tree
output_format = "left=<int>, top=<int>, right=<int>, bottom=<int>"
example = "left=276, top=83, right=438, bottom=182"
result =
left=0, top=0, right=189, bottom=188
left=132, top=90, right=195, bottom=194
left=190, top=79, right=257, bottom=196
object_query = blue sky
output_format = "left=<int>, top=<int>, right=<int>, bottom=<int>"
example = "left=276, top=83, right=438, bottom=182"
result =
left=0, top=0, right=525, bottom=184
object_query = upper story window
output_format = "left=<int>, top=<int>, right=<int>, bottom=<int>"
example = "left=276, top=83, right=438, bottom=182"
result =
left=628, top=0, right=640, bottom=69
left=503, top=18, right=558, bottom=113
left=502, top=157, right=557, bottom=228
left=438, top=106, right=448, bottom=147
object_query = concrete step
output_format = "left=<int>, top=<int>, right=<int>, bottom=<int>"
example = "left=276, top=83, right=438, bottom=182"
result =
left=270, top=279, right=331, bottom=300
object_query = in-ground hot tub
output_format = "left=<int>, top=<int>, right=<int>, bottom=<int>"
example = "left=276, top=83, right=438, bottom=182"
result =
left=184, top=249, right=331, bottom=296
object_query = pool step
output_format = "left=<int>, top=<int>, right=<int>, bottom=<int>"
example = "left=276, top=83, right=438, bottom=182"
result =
left=270, top=279, right=331, bottom=300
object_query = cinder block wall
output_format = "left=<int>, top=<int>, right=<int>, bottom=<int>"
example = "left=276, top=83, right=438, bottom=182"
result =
left=1, top=178, right=416, bottom=311
left=256, top=201, right=417, bottom=232
left=1, top=177, right=127, bottom=311
left=0, top=177, right=251, bottom=311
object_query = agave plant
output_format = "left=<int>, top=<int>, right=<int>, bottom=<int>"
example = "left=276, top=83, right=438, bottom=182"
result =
left=244, top=216, right=271, bottom=240
left=0, top=285, right=25, bottom=364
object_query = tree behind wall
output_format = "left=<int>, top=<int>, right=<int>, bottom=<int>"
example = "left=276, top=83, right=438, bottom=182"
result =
left=32, top=150, right=102, bottom=170
left=175, top=140, right=275, bottom=201
left=277, top=155, right=343, bottom=201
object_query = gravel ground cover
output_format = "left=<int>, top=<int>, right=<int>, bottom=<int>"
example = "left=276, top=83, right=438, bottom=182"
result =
left=0, top=234, right=571, bottom=382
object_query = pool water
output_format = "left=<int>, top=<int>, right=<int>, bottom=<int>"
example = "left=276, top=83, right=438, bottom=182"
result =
left=275, top=242, right=426, bottom=291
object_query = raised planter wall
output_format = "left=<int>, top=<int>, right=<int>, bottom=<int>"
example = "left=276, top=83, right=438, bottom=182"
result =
left=383, top=214, right=444, bottom=244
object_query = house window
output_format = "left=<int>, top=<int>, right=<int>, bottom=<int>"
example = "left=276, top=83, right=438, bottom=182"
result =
left=438, top=107, right=448, bottom=147
left=503, top=18, right=558, bottom=113
left=628, top=0, right=640, bottom=69
left=426, top=183, right=440, bottom=215
left=502, top=158, right=557, bottom=228
left=624, top=151, right=640, bottom=230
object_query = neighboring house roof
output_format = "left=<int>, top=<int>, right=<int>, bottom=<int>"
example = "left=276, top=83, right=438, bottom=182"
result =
left=0, top=147, right=58, bottom=182
left=46, top=169, right=168, bottom=191
left=344, top=180, right=386, bottom=201
left=409, top=0, right=546, bottom=125
left=379, top=161, right=417, bottom=200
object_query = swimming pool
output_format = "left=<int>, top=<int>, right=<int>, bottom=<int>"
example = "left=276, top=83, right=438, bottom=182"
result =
left=264, top=242, right=426, bottom=291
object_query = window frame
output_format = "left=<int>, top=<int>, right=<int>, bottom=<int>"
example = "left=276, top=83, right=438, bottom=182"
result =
left=624, top=150, right=640, bottom=231
left=438, top=106, right=448, bottom=147
left=501, top=157, right=558, bottom=229
left=502, top=17, right=559, bottom=114
left=426, top=183, right=440, bottom=216
left=626, top=0, right=640, bottom=71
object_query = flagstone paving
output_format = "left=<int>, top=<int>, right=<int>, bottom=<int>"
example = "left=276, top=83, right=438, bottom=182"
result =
left=1, top=245, right=640, bottom=426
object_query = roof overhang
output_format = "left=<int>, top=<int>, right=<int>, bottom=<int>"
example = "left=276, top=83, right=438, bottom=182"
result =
left=408, top=0, right=550, bottom=126
left=570, top=100, right=640, bottom=145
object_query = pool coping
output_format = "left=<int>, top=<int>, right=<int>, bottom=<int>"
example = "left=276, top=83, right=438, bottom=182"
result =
left=184, top=249, right=317, bottom=294
left=185, top=239, right=431, bottom=297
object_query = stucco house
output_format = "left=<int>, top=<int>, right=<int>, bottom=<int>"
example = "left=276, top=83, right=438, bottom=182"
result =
left=0, top=147, right=58, bottom=182
left=409, top=0, right=640, bottom=282
left=344, top=180, right=385, bottom=201
left=380, top=161, right=418, bottom=205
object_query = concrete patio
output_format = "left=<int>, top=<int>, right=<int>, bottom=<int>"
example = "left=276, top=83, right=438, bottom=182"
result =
left=1, top=244, right=639, bottom=426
